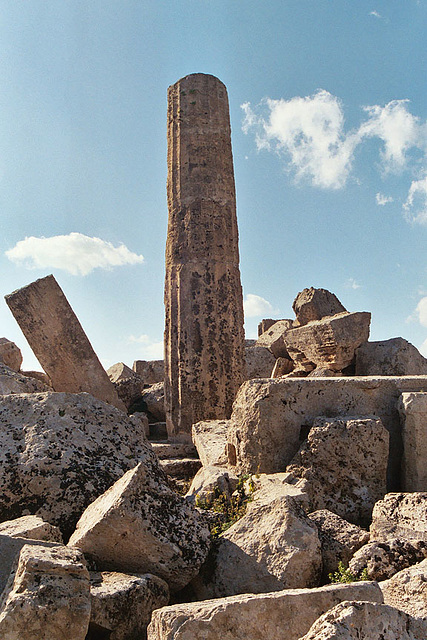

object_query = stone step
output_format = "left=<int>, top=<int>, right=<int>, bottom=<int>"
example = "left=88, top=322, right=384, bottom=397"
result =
left=159, top=458, right=202, bottom=479
left=151, top=442, right=198, bottom=460
left=148, top=422, right=168, bottom=441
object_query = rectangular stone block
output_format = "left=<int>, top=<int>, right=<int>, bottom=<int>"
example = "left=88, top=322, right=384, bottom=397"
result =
left=399, top=392, right=427, bottom=491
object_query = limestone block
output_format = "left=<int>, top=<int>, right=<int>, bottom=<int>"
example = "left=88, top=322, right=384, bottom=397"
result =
left=272, top=356, right=295, bottom=377
left=0, top=338, right=22, bottom=371
left=0, top=515, right=63, bottom=543
left=300, top=600, right=427, bottom=640
left=133, top=360, right=164, bottom=385
left=192, top=419, right=229, bottom=467
left=380, top=558, right=427, bottom=618
left=0, top=391, right=157, bottom=539
left=307, top=367, right=342, bottom=377
left=248, top=472, right=311, bottom=511
left=245, top=345, right=276, bottom=379
left=5, top=275, right=125, bottom=411
left=0, top=534, right=60, bottom=594
left=284, top=311, right=371, bottom=372
left=141, top=382, right=166, bottom=422
left=308, top=510, right=370, bottom=580
left=286, top=416, right=389, bottom=526
left=255, top=319, right=293, bottom=358
left=227, top=376, right=427, bottom=487
left=185, top=465, right=239, bottom=505
left=21, top=370, right=52, bottom=387
left=258, top=318, right=278, bottom=336
left=292, top=287, right=347, bottom=327
left=356, top=338, right=427, bottom=376
left=0, top=362, right=49, bottom=394
left=399, top=392, right=427, bottom=491
left=68, top=462, right=211, bottom=592
left=147, top=582, right=383, bottom=640
left=0, top=544, right=91, bottom=640
left=349, top=538, right=427, bottom=581
left=151, top=441, right=197, bottom=460
left=191, top=494, right=321, bottom=599
left=90, top=571, right=169, bottom=640
left=370, top=493, right=427, bottom=543
left=107, top=362, right=144, bottom=409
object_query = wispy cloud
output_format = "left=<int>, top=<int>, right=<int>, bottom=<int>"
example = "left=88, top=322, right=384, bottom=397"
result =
left=369, top=10, right=382, bottom=18
left=243, top=293, right=275, bottom=317
left=5, top=232, right=144, bottom=276
left=414, top=296, right=427, bottom=327
left=127, top=334, right=163, bottom=360
left=403, top=174, right=427, bottom=224
left=346, top=278, right=362, bottom=290
left=376, top=193, right=394, bottom=206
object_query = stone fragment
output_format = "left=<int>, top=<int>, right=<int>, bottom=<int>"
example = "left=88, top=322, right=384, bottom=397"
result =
left=164, top=73, right=245, bottom=440
left=147, top=582, right=383, bottom=640
left=349, top=538, right=427, bottom=581
left=0, top=534, right=60, bottom=593
left=300, top=600, right=427, bottom=640
left=292, top=287, right=347, bottom=327
left=0, top=338, right=22, bottom=371
left=286, top=416, right=389, bottom=526
left=271, top=356, right=295, bottom=377
left=5, top=275, right=125, bottom=411
left=380, top=558, right=427, bottom=618
left=133, top=360, right=164, bottom=385
left=141, top=382, right=166, bottom=422
left=159, top=457, right=201, bottom=478
left=245, top=345, right=276, bottom=379
left=356, top=338, right=427, bottom=376
left=308, top=510, right=370, bottom=581
left=21, top=370, right=52, bottom=387
left=151, top=441, right=197, bottom=460
left=192, top=419, right=229, bottom=467
left=107, top=362, right=144, bottom=410
left=255, top=319, right=294, bottom=358
left=0, top=544, right=91, bottom=640
left=399, top=392, right=427, bottom=491
left=227, top=376, right=427, bottom=486
left=247, top=472, right=311, bottom=511
left=0, top=362, right=49, bottom=394
left=0, top=391, right=157, bottom=539
left=258, top=318, right=278, bottom=336
left=369, top=493, right=427, bottom=543
left=185, top=465, right=239, bottom=505
left=0, top=515, right=63, bottom=543
left=284, top=311, right=371, bottom=372
left=90, top=571, right=169, bottom=640
left=308, top=367, right=342, bottom=377
left=68, top=462, right=211, bottom=592
left=191, top=494, right=321, bottom=599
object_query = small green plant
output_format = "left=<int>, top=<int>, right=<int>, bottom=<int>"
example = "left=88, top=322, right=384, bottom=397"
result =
left=329, top=561, right=369, bottom=584
left=58, top=409, right=65, bottom=417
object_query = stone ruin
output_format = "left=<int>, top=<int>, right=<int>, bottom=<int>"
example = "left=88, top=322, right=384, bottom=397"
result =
left=0, top=73, right=426, bottom=638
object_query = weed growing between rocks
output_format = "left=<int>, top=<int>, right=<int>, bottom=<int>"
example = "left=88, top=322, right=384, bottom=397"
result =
left=329, top=561, right=369, bottom=584
left=196, top=474, right=255, bottom=537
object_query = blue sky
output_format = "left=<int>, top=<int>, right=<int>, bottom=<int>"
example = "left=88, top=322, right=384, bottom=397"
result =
left=1, top=0, right=426, bottom=371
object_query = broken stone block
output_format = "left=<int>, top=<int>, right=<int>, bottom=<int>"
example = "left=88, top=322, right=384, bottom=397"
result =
left=369, top=493, right=427, bottom=543
left=147, top=582, right=383, bottom=640
left=21, top=369, right=52, bottom=387
left=90, top=571, right=169, bottom=640
left=380, top=558, right=427, bottom=618
left=5, top=275, right=125, bottom=411
left=284, top=311, right=371, bottom=372
left=349, top=538, right=427, bottom=581
left=0, top=391, right=157, bottom=539
left=185, top=465, right=239, bottom=506
left=107, top=362, right=144, bottom=410
left=0, top=338, right=22, bottom=371
left=141, top=382, right=166, bottom=422
left=0, top=362, right=49, bottom=394
left=286, top=416, right=389, bottom=526
left=133, top=359, right=164, bottom=385
left=257, top=318, right=278, bottom=336
left=0, top=544, right=91, bottom=640
left=192, top=419, right=229, bottom=467
left=399, top=392, right=427, bottom=491
left=255, top=319, right=293, bottom=358
left=308, top=510, right=370, bottom=581
left=0, top=534, right=60, bottom=594
left=0, top=515, right=63, bottom=543
left=245, top=345, right=276, bottom=379
left=356, top=338, right=427, bottom=376
left=292, top=287, right=347, bottom=327
left=271, top=356, right=295, bottom=377
left=68, top=462, right=211, bottom=592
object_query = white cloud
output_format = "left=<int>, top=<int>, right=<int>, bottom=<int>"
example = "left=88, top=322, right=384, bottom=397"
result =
left=415, top=296, right=427, bottom=327
left=5, top=232, right=144, bottom=276
left=369, top=10, right=382, bottom=18
left=243, top=293, right=274, bottom=318
left=376, top=192, right=394, bottom=205
left=403, top=175, right=427, bottom=224
left=128, top=334, right=163, bottom=359
left=346, top=278, right=362, bottom=290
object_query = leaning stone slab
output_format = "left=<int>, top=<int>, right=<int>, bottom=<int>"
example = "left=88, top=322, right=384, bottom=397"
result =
left=356, top=338, right=427, bottom=376
left=292, top=287, right=347, bottom=327
left=227, top=376, right=427, bottom=489
left=68, top=462, right=211, bottom=592
left=192, top=419, right=229, bottom=467
left=0, top=534, right=60, bottom=594
left=369, top=493, right=427, bottom=543
left=0, top=338, right=22, bottom=372
left=90, top=571, right=169, bottom=640
left=245, top=345, right=276, bottom=379
left=0, top=362, right=48, bottom=394
left=147, top=582, right=382, bottom=640
left=0, top=515, right=63, bottom=543
left=380, top=558, right=427, bottom=618
left=349, top=538, right=427, bottom=581
left=300, top=600, right=427, bottom=640
left=255, top=319, right=293, bottom=358
left=286, top=416, right=389, bottom=526
left=0, top=391, right=157, bottom=539
left=0, top=544, right=91, bottom=640
left=5, top=275, right=125, bottom=411
left=399, top=392, right=427, bottom=491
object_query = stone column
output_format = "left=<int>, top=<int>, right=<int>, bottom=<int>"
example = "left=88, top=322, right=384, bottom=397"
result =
left=165, top=73, right=245, bottom=440
left=5, top=275, right=126, bottom=411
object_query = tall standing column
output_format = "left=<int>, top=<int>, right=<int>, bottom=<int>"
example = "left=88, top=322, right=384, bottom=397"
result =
left=165, top=73, right=245, bottom=440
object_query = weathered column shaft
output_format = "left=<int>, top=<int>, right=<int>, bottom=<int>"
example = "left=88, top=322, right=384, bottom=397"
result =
left=164, top=73, right=245, bottom=439
left=5, top=275, right=125, bottom=411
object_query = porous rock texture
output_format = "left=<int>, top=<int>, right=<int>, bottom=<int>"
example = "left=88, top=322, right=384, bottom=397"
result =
left=286, top=416, right=389, bottom=526
left=141, top=382, right=166, bottom=422
left=164, top=73, right=245, bottom=440
left=255, top=319, right=293, bottom=358
left=90, top=571, right=169, bottom=640
left=284, top=311, right=371, bottom=372
left=192, top=418, right=229, bottom=466
left=147, top=582, right=383, bottom=640
left=227, top=376, right=427, bottom=488
left=399, top=392, right=427, bottom=491
left=308, top=509, right=370, bottom=581
left=0, top=338, right=22, bottom=372
left=292, top=287, right=347, bottom=327
left=380, top=558, right=427, bottom=618
left=0, top=391, right=157, bottom=539
left=107, top=362, right=144, bottom=410
left=0, top=534, right=60, bottom=593
left=349, top=538, right=427, bottom=581
left=369, top=492, right=427, bottom=543
left=191, top=494, right=321, bottom=599
left=0, top=362, right=48, bottom=394
left=300, top=600, right=427, bottom=640
left=356, top=337, right=427, bottom=376
left=0, top=515, right=63, bottom=543
left=68, top=462, right=211, bottom=592
left=133, top=359, right=164, bottom=385
left=245, top=344, right=276, bottom=379
left=0, top=544, right=91, bottom=640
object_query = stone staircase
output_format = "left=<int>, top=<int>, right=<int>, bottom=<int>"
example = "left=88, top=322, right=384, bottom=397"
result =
left=148, top=423, right=201, bottom=492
